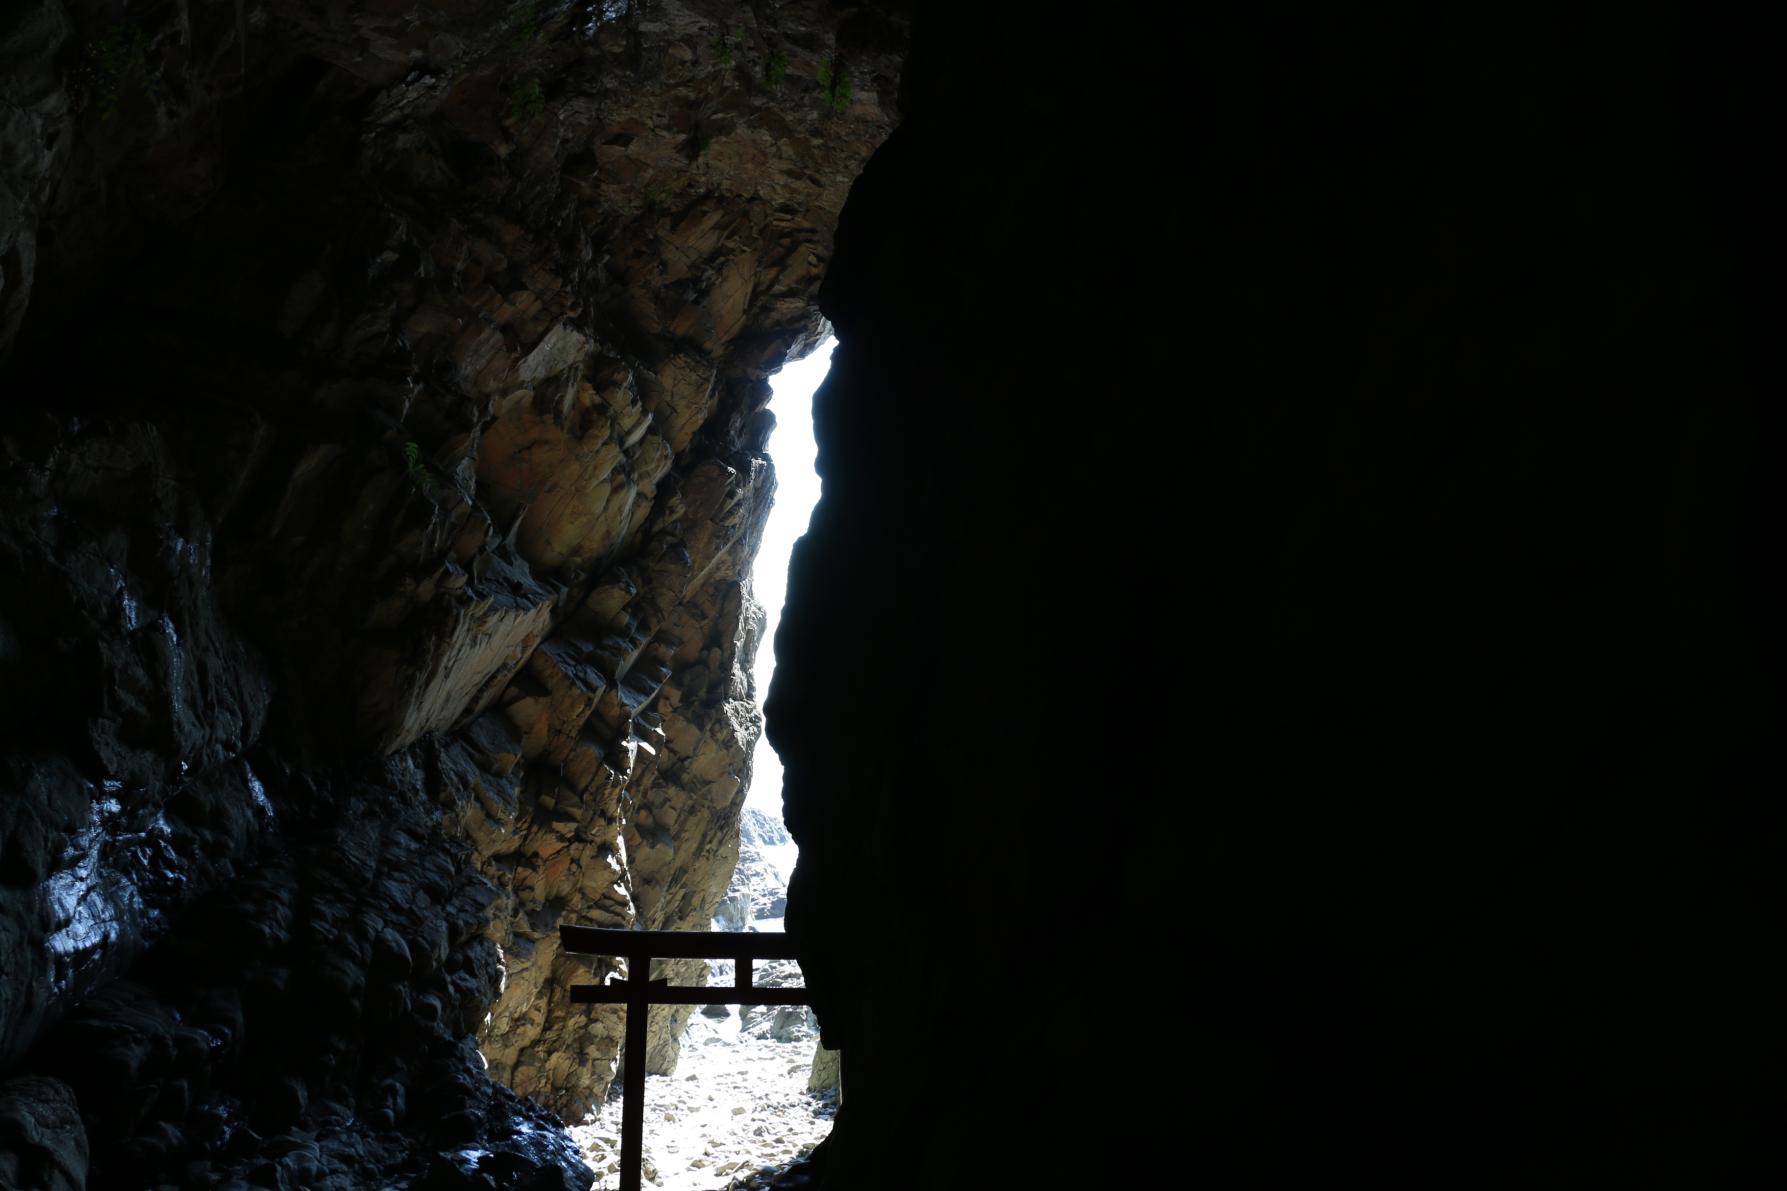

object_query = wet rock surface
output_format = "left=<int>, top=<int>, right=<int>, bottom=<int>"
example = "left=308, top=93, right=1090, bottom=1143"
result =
left=0, top=1076, right=87, bottom=1191
left=20, top=755, right=596, bottom=1191
left=0, top=423, right=273, bottom=1073
left=0, top=0, right=902, bottom=1186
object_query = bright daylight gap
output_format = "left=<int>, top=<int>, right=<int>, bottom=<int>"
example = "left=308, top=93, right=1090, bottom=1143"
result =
left=742, top=338, right=832, bottom=871
left=573, top=339, right=836, bottom=1191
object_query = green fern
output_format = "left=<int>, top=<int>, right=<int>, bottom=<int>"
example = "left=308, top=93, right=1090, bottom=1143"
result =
left=510, top=1, right=541, bottom=51
left=402, top=442, right=437, bottom=495
left=763, top=50, right=787, bottom=89
left=816, top=57, right=852, bottom=115
left=509, top=76, right=545, bottom=122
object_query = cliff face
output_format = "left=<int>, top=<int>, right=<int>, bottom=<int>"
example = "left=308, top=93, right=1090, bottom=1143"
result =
left=769, top=6, right=1780, bottom=1188
left=0, top=1, right=902, bottom=1187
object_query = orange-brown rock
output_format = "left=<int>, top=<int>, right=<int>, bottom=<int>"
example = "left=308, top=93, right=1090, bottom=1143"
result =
left=0, top=0, right=905, bottom=1185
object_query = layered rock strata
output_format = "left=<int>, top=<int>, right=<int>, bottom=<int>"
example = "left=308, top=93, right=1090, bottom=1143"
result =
left=1, top=0, right=903, bottom=1186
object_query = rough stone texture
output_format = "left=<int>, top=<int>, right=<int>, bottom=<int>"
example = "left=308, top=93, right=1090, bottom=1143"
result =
left=27, top=756, right=592, bottom=1191
left=710, top=807, right=789, bottom=932
left=805, top=1044, right=838, bottom=1095
left=0, top=424, right=273, bottom=1074
left=767, top=5, right=1781, bottom=1189
left=0, top=1, right=75, bottom=361
left=0, top=1076, right=88, bottom=1191
left=0, top=0, right=903, bottom=1185
left=737, top=961, right=811, bottom=1045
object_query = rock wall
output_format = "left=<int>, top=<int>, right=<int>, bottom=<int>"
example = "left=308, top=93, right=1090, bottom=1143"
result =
left=768, top=4, right=1781, bottom=1188
left=0, top=1, right=903, bottom=1186
left=709, top=807, right=789, bottom=932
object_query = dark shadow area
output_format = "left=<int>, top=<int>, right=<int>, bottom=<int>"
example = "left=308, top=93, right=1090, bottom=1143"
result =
left=767, top=3, right=1783, bottom=1186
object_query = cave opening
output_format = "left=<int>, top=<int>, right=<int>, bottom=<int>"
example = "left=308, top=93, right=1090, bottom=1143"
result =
left=742, top=338, right=832, bottom=847
left=569, top=340, right=837, bottom=1190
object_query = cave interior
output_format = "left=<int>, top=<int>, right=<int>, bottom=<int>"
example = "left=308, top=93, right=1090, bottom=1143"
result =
left=1, top=2, right=1783, bottom=1189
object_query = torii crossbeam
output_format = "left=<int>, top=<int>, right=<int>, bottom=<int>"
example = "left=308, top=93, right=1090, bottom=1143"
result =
left=560, top=926, right=812, bottom=1191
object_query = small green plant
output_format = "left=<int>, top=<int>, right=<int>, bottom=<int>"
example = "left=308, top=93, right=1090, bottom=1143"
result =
left=83, top=21, right=150, bottom=121
left=711, top=28, right=734, bottom=67
left=510, top=1, right=541, bottom=51
left=816, top=56, right=851, bottom=115
left=763, top=50, right=788, bottom=89
left=402, top=442, right=437, bottom=495
left=509, top=76, right=545, bottom=122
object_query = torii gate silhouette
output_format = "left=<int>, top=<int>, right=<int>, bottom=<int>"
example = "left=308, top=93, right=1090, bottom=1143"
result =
left=561, top=926, right=814, bottom=1191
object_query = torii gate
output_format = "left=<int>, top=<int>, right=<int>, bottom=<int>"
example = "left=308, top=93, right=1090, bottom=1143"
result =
left=560, top=926, right=814, bottom=1191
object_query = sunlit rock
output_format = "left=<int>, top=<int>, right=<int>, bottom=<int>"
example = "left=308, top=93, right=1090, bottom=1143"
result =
left=0, top=0, right=903, bottom=1184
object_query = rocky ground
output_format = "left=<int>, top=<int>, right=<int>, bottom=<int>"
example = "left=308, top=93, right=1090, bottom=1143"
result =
left=571, top=809, right=835, bottom=1191
left=572, top=1010, right=834, bottom=1191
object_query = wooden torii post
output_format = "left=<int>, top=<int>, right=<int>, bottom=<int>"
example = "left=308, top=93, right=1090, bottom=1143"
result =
left=560, top=926, right=812, bottom=1191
